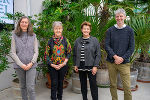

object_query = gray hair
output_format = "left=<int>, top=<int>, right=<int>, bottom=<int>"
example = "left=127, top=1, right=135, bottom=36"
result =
left=114, top=8, right=126, bottom=16
left=52, top=21, right=63, bottom=29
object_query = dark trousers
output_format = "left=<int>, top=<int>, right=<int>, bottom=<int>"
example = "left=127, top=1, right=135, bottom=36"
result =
left=49, top=65, right=68, bottom=100
left=79, top=71, right=98, bottom=100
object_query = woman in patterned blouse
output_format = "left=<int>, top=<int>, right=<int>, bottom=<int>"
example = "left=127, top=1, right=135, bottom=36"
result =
left=45, top=21, right=71, bottom=100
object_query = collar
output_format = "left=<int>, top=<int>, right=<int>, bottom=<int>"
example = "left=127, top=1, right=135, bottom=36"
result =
left=114, top=24, right=126, bottom=29
left=82, top=36, right=90, bottom=39
left=80, top=36, right=91, bottom=43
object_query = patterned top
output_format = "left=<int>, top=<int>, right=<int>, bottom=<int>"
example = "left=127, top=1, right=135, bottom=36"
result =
left=45, top=36, right=71, bottom=65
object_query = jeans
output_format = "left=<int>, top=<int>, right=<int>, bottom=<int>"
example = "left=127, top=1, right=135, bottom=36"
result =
left=15, top=68, right=36, bottom=100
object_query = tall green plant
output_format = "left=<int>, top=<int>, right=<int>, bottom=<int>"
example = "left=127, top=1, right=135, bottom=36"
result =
left=136, top=0, right=150, bottom=14
left=0, top=30, right=11, bottom=73
left=128, top=16, right=150, bottom=63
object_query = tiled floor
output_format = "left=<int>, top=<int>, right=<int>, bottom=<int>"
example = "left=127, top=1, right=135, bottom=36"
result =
left=0, top=78, right=150, bottom=100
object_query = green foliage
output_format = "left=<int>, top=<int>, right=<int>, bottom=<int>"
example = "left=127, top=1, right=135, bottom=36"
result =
left=108, top=1, right=135, bottom=16
left=34, top=1, right=85, bottom=76
left=6, top=12, right=25, bottom=23
left=7, top=12, right=36, bottom=26
left=140, top=0, right=150, bottom=14
left=0, top=30, right=11, bottom=73
left=99, top=18, right=116, bottom=42
left=35, top=0, right=138, bottom=71
left=1, top=0, right=147, bottom=76
left=42, top=0, right=53, bottom=9
left=128, top=16, right=150, bottom=62
left=88, top=0, right=101, bottom=4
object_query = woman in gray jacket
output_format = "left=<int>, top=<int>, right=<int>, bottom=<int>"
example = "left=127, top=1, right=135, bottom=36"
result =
left=10, top=16, right=38, bottom=100
left=73, top=21, right=101, bottom=100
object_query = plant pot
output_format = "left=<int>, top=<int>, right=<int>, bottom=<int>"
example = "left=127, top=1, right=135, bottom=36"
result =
left=96, top=68, right=110, bottom=88
left=46, top=73, right=68, bottom=89
left=117, top=68, right=138, bottom=91
left=72, top=72, right=90, bottom=94
left=133, top=61, right=150, bottom=83
left=12, top=78, right=22, bottom=100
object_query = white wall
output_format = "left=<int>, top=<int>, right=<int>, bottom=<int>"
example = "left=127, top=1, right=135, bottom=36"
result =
left=30, top=0, right=44, bottom=16
left=14, top=0, right=28, bottom=15
left=14, top=0, right=45, bottom=16
left=0, top=62, right=15, bottom=91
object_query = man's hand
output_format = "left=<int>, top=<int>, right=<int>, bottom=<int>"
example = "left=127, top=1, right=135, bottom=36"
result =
left=113, top=55, right=124, bottom=64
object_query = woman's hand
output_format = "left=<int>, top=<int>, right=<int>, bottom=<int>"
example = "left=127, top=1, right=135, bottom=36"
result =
left=21, top=64, right=27, bottom=70
left=25, top=62, right=33, bottom=70
left=92, top=67, right=97, bottom=75
left=57, top=60, right=68, bottom=70
left=74, top=66, right=78, bottom=73
left=58, top=63, right=65, bottom=69
left=51, top=64, right=60, bottom=70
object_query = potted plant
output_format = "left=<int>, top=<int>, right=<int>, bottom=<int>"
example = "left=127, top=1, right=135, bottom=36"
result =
left=129, top=16, right=150, bottom=83
left=96, top=18, right=116, bottom=88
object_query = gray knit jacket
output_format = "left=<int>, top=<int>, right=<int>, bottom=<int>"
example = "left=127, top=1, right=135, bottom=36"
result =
left=73, top=36, right=101, bottom=67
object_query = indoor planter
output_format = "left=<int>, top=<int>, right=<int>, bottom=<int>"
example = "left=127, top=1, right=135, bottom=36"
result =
left=96, top=49, right=111, bottom=88
left=96, top=68, right=110, bottom=88
left=128, top=16, right=150, bottom=83
left=133, top=61, right=150, bottom=83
